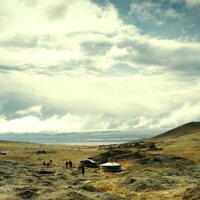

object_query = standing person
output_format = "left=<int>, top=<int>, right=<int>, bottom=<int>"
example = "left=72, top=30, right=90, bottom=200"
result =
left=65, top=161, right=69, bottom=168
left=69, top=160, right=73, bottom=168
left=81, top=163, right=85, bottom=176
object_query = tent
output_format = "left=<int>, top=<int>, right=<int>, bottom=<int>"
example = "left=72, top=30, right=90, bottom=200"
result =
left=100, top=162, right=121, bottom=172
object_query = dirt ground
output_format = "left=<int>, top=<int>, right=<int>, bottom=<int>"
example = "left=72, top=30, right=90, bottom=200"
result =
left=0, top=132, right=199, bottom=200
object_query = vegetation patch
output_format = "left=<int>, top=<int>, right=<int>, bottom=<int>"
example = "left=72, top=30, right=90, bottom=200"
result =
left=16, top=187, right=38, bottom=199
left=183, top=184, right=200, bottom=200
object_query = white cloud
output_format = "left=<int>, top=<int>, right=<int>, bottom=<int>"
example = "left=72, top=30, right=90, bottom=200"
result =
left=0, top=114, right=83, bottom=133
left=1, top=100, right=200, bottom=134
left=134, top=116, right=154, bottom=129
left=1, top=71, right=200, bottom=134
left=151, top=102, right=200, bottom=129
left=0, top=0, right=199, bottom=77
left=15, top=105, right=42, bottom=116
left=186, top=0, right=200, bottom=6
left=0, top=0, right=200, bottom=135
left=0, top=0, right=139, bottom=72
left=129, top=0, right=182, bottom=24
left=0, top=0, right=136, bottom=37
left=0, top=113, right=131, bottom=133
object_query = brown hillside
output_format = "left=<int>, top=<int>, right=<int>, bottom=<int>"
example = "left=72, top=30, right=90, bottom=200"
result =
left=154, top=122, right=200, bottom=139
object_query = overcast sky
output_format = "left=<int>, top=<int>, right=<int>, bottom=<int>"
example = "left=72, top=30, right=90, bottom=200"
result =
left=0, top=0, right=200, bottom=134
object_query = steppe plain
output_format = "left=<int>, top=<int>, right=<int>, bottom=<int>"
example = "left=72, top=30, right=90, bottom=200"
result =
left=0, top=122, right=200, bottom=200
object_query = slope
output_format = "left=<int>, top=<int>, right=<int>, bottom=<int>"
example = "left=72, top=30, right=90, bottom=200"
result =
left=154, top=121, right=200, bottom=139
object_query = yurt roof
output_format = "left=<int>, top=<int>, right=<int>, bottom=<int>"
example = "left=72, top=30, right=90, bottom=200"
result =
left=100, top=162, right=121, bottom=167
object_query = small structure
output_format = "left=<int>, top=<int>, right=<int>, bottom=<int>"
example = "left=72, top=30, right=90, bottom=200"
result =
left=100, top=162, right=121, bottom=172
left=0, top=151, right=6, bottom=155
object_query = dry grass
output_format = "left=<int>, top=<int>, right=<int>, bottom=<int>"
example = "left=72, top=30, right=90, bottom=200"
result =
left=0, top=142, right=104, bottom=165
left=93, top=178, right=133, bottom=199
left=158, top=133, right=200, bottom=162
left=0, top=130, right=199, bottom=200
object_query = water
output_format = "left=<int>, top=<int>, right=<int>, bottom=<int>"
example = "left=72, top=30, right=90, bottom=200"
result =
left=0, top=131, right=152, bottom=145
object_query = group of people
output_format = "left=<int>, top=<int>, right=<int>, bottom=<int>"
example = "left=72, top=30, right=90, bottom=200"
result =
left=65, top=160, right=84, bottom=175
left=43, top=160, right=52, bottom=166
left=42, top=159, right=85, bottom=176
left=65, top=160, right=73, bottom=168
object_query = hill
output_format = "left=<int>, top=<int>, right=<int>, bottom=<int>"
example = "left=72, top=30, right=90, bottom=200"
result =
left=154, top=121, right=200, bottom=139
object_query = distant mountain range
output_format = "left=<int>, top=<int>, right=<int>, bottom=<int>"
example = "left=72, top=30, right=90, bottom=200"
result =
left=1, top=122, right=200, bottom=144
left=0, top=131, right=150, bottom=144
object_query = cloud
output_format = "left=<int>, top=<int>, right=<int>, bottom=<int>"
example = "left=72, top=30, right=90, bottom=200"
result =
left=1, top=70, right=200, bottom=132
left=0, top=0, right=139, bottom=74
left=129, top=0, right=182, bottom=24
left=129, top=0, right=200, bottom=40
left=1, top=100, right=200, bottom=134
left=45, top=0, right=69, bottom=21
left=117, top=37, right=200, bottom=76
left=186, top=0, right=200, bottom=6
left=0, top=113, right=130, bottom=133
left=0, top=0, right=199, bottom=135
left=15, top=105, right=42, bottom=116
left=0, top=0, right=136, bottom=35
left=0, top=0, right=199, bottom=78
left=1, top=27, right=199, bottom=78
left=157, top=102, right=200, bottom=128
left=81, top=41, right=112, bottom=56
left=0, top=34, right=38, bottom=48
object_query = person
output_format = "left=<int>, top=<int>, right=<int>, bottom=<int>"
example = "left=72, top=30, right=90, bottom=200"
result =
left=43, top=161, right=46, bottom=165
left=69, top=160, right=73, bottom=168
left=81, top=163, right=85, bottom=176
left=65, top=161, right=69, bottom=168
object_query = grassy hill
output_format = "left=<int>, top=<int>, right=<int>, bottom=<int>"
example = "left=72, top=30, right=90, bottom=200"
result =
left=154, top=122, right=200, bottom=139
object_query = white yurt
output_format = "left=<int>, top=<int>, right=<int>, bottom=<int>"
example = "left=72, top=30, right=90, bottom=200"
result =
left=100, top=162, right=121, bottom=172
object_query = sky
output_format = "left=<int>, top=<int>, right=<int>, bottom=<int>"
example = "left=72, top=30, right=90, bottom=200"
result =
left=0, top=0, right=200, bottom=135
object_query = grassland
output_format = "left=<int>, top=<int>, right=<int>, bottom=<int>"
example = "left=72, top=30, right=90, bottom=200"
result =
left=0, top=124, right=199, bottom=200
